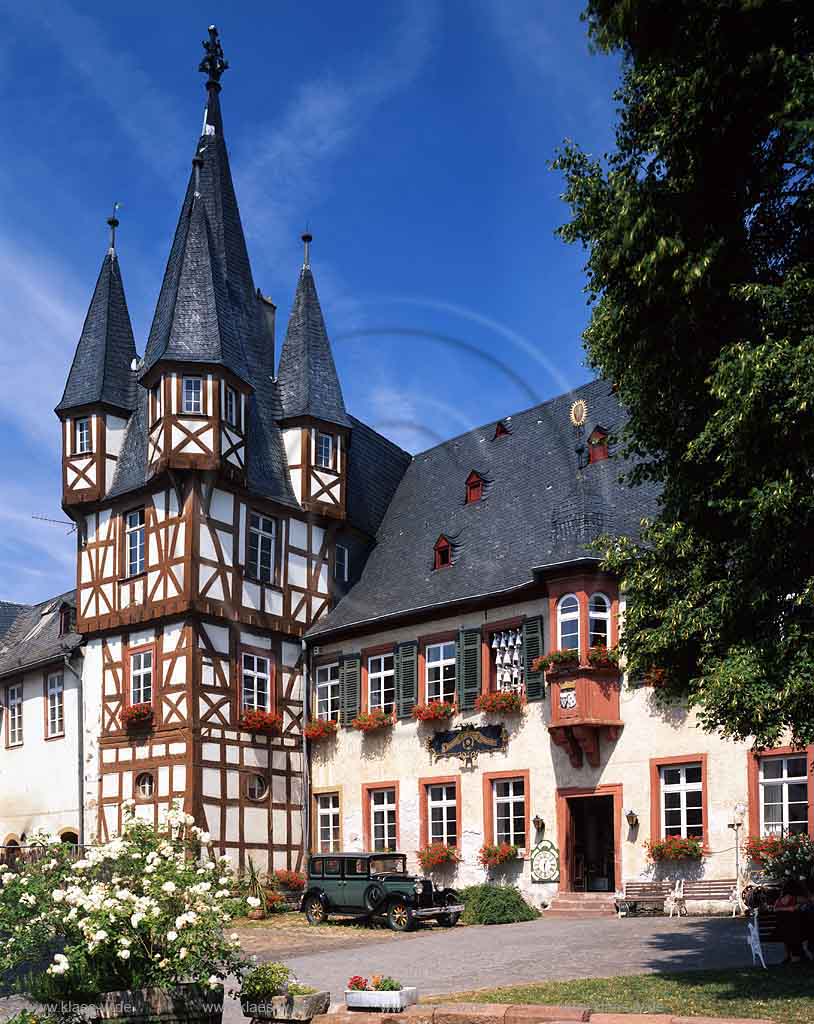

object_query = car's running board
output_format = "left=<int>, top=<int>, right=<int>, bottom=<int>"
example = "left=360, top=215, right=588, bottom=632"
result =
left=414, top=904, right=464, bottom=918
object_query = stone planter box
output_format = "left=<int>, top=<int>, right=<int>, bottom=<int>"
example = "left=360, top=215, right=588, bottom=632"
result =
left=96, top=984, right=223, bottom=1024
left=241, top=992, right=330, bottom=1022
left=345, top=988, right=417, bottom=1013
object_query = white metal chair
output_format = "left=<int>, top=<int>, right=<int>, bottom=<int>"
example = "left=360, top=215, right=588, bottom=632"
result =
left=747, top=909, right=767, bottom=969
left=664, top=878, right=687, bottom=918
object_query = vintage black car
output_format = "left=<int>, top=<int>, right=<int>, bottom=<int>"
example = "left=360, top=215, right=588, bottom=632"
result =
left=300, top=852, right=463, bottom=931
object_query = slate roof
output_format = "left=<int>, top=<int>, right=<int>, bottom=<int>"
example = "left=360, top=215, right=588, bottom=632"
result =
left=346, top=416, right=412, bottom=537
left=0, top=602, right=28, bottom=643
left=308, top=378, right=662, bottom=639
left=55, top=253, right=137, bottom=414
left=276, top=267, right=352, bottom=428
left=0, top=591, right=81, bottom=679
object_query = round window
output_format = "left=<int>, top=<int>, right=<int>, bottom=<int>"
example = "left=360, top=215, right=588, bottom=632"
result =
left=247, top=774, right=268, bottom=801
left=135, top=772, right=154, bottom=798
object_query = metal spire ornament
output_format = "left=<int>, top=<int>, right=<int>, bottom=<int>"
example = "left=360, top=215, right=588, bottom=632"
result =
left=199, top=25, right=229, bottom=88
left=107, top=202, right=121, bottom=255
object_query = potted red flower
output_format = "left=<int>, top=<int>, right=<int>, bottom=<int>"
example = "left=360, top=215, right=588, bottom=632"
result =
left=476, top=691, right=524, bottom=714
left=417, top=843, right=460, bottom=871
left=121, top=702, right=153, bottom=730
left=351, top=708, right=395, bottom=733
left=274, top=868, right=306, bottom=892
left=587, top=644, right=619, bottom=669
left=532, top=649, right=580, bottom=674
left=478, top=841, right=519, bottom=868
left=645, top=835, right=704, bottom=862
left=345, top=975, right=416, bottom=1013
left=239, top=709, right=283, bottom=736
left=412, top=701, right=456, bottom=723
left=303, top=718, right=338, bottom=741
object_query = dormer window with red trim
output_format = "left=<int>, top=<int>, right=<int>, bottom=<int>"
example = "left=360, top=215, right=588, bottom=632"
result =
left=493, top=421, right=511, bottom=439
left=465, top=471, right=484, bottom=505
left=588, top=427, right=609, bottom=464
left=433, top=535, right=452, bottom=570
left=58, top=605, right=74, bottom=637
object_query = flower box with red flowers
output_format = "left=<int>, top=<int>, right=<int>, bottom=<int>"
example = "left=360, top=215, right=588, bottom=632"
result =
left=645, top=835, right=704, bottom=862
left=412, top=701, right=457, bottom=722
left=478, top=841, right=519, bottom=868
left=531, top=649, right=580, bottom=674
left=303, top=718, right=338, bottom=742
left=121, top=702, right=153, bottom=730
left=744, top=834, right=785, bottom=865
left=417, top=842, right=461, bottom=871
left=475, top=690, right=524, bottom=714
left=350, top=708, right=395, bottom=732
left=587, top=644, right=620, bottom=669
left=239, top=709, right=283, bottom=735
left=274, top=868, right=305, bottom=892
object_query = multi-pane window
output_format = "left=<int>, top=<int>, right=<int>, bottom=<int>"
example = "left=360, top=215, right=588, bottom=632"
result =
left=426, top=642, right=456, bottom=702
left=760, top=755, right=809, bottom=836
left=130, top=650, right=153, bottom=705
left=557, top=594, right=580, bottom=650
left=46, top=672, right=64, bottom=738
left=74, top=417, right=91, bottom=454
left=242, top=654, right=271, bottom=712
left=126, top=509, right=145, bottom=577
left=135, top=772, right=154, bottom=798
left=589, top=593, right=610, bottom=647
left=225, top=386, right=238, bottom=427
left=370, top=788, right=397, bottom=851
left=7, top=684, right=23, bottom=746
left=335, top=544, right=349, bottom=583
left=661, top=763, right=704, bottom=838
left=427, top=783, right=457, bottom=846
left=493, top=777, right=526, bottom=848
left=315, top=663, right=340, bottom=721
left=317, top=793, right=340, bottom=852
left=247, top=774, right=268, bottom=801
left=368, top=654, right=395, bottom=714
left=182, top=377, right=202, bottom=414
left=151, top=383, right=162, bottom=424
left=248, top=512, right=275, bottom=583
left=316, top=432, right=333, bottom=469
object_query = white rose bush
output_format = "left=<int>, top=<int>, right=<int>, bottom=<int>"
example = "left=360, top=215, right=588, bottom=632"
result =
left=0, top=802, right=251, bottom=1004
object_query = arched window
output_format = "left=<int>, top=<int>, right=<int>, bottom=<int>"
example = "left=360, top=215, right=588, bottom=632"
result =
left=433, top=536, right=452, bottom=570
left=247, top=774, right=269, bottom=801
left=588, top=427, right=609, bottom=463
left=557, top=594, right=580, bottom=651
left=589, top=593, right=611, bottom=648
left=135, top=772, right=154, bottom=799
left=465, top=471, right=484, bottom=505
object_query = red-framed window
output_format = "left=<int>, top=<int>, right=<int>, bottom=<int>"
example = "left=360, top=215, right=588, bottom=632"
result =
left=493, top=421, right=510, bottom=439
left=362, top=782, right=400, bottom=851
left=419, top=775, right=461, bottom=848
left=747, top=746, right=814, bottom=838
left=482, top=769, right=531, bottom=853
left=588, top=427, right=609, bottom=463
left=465, top=471, right=484, bottom=504
left=433, top=535, right=452, bottom=570
left=649, top=754, right=709, bottom=847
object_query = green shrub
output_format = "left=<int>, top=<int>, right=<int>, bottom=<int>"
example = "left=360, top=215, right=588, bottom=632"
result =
left=287, top=983, right=317, bottom=996
left=241, top=962, right=291, bottom=1000
left=459, top=884, right=539, bottom=925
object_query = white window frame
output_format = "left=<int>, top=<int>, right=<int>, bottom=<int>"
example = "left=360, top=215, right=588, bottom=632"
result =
left=182, top=376, right=203, bottom=414
left=368, top=653, right=395, bottom=714
left=74, top=417, right=91, bottom=455
left=125, top=508, right=145, bottom=577
left=426, top=641, right=456, bottom=703
left=315, top=663, right=340, bottom=721
left=335, top=543, right=349, bottom=583
left=660, top=762, right=704, bottom=839
left=759, top=755, right=810, bottom=837
left=151, top=383, right=162, bottom=424
left=7, top=684, right=23, bottom=746
left=557, top=594, right=580, bottom=651
left=493, top=777, right=526, bottom=849
left=248, top=512, right=276, bottom=584
left=242, top=653, right=271, bottom=712
left=130, top=650, right=153, bottom=706
left=46, top=672, right=64, bottom=738
left=427, top=782, right=458, bottom=846
left=370, top=787, right=397, bottom=852
left=316, top=432, right=333, bottom=469
left=588, top=593, right=610, bottom=647
left=317, top=792, right=340, bottom=852
left=225, top=386, right=238, bottom=428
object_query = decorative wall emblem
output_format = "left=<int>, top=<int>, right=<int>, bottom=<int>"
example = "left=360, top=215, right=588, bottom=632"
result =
left=569, top=399, right=588, bottom=427
left=426, top=723, right=508, bottom=768
left=559, top=684, right=577, bottom=710
left=530, top=839, right=560, bottom=883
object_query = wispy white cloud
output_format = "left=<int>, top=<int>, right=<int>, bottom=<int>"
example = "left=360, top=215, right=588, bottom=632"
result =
left=365, top=384, right=475, bottom=454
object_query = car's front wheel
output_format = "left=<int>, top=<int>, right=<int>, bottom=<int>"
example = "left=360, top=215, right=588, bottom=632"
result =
left=303, top=894, right=328, bottom=926
left=387, top=898, right=415, bottom=932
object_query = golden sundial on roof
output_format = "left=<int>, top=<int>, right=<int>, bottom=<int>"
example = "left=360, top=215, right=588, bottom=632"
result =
left=570, top=399, right=588, bottom=427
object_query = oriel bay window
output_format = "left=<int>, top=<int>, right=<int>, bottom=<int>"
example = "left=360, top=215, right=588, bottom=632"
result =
left=46, top=672, right=64, bottom=738
left=182, top=376, right=202, bottom=414
left=242, top=653, right=271, bottom=712
left=130, top=649, right=153, bottom=706
left=557, top=594, right=580, bottom=651
left=316, top=431, right=333, bottom=469
left=248, top=512, right=276, bottom=583
left=74, top=417, right=91, bottom=454
left=315, top=662, right=340, bottom=721
left=426, top=642, right=456, bottom=702
left=588, top=593, right=611, bottom=647
left=367, top=653, right=395, bottom=713
left=125, top=509, right=145, bottom=577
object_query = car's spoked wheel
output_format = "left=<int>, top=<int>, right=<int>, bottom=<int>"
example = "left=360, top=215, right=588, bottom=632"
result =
left=387, top=899, right=414, bottom=932
left=304, top=895, right=327, bottom=925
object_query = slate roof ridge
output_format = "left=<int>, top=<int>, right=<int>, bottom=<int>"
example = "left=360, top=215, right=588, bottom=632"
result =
left=347, top=413, right=412, bottom=462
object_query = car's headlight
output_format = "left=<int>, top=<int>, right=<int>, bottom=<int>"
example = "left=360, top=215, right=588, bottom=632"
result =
left=414, top=882, right=424, bottom=894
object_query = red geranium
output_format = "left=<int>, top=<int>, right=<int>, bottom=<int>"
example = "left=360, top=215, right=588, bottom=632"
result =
left=303, top=718, right=339, bottom=741
left=274, top=868, right=305, bottom=891
left=351, top=708, right=394, bottom=732
left=478, top=841, right=519, bottom=868
left=645, top=835, right=703, bottom=862
left=121, top=702, right=153, bottom=728
left=417, top=843, right=460, bottom=871
left=239, top=709, right=283, bottom=735
left=531, top=649, right=580, bottom=673
left=347, top=976, right=368, bottom=991
left=745, top=834, right=785, bottom=865
left=476, top=691, right=524, bottom=714
left=412, top=701, right=457, bottom=722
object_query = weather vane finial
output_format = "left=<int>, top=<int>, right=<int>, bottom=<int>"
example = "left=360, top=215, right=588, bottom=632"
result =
left=199, top=25, right=228, bottom=88
left=302, top=230, right=313, bottom=270
left=107, top=202, right=121, bottom=254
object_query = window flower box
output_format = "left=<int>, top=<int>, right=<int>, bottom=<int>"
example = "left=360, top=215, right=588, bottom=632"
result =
left=476, top=691, right=524, bottom=714
left=303, top=718, right=338, bottom=742
left=532, top=649, right=579, bottom=674
left=645, top=836, right=704, bottom=862
left=240, top=710, right=283, bottom=736
left=350, top=708, right=394, bottom=732
left=587, top=644, right=619, bottom=669
left=413, top=701, right=457, bottom=722
left=744, top=834, right=785, bottom=866
left=478, top=841, right=519, bottom=868
left=345, top=976, right=416, bottom=1013
left=417, top=843, right=461, bottom=871
left=121, top=702, right=153, bottom=730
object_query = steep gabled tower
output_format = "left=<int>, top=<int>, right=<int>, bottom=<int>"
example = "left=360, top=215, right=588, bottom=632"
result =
left=277, top=235, right=352, bottom=519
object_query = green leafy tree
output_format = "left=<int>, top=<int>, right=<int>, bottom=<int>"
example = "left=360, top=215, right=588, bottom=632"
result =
left=555, top=1, right=814, bottom=745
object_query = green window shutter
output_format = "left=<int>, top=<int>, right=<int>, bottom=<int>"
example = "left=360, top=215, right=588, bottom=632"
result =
left=456, top=628, right=482, bottom=711
left=340, top=655, right=361, bottom=726
left=395, top=641, right=418, bottom=719
left=523, top=616, right=545, bottom=701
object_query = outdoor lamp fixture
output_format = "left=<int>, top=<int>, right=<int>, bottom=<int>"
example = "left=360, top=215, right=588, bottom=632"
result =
left=533, top=814, right=545, bottom=834
left=729, top=802, right=747, bottom=881
left=625, top=809, right=639, bottom=828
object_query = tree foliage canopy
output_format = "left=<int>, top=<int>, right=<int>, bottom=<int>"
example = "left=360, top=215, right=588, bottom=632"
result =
left=555, top=0, right=814, bottom=744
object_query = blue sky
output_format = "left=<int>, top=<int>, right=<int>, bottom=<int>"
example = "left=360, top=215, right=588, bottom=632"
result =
left=0, top=0, right=620, bottom=603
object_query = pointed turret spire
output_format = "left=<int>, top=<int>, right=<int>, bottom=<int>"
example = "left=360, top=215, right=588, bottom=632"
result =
left=276, top=237, right=351, bottom=428
left=56, top=218, right=137, bottom=414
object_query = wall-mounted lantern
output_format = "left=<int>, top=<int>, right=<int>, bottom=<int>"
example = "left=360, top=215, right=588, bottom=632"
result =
left=624, top=809, right=639, bottom=828
left=533, top=814, right=545, bottom=835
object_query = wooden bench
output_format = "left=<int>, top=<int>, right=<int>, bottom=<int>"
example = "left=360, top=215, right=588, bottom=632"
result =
left=616, top=878, right=738, bottom=917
